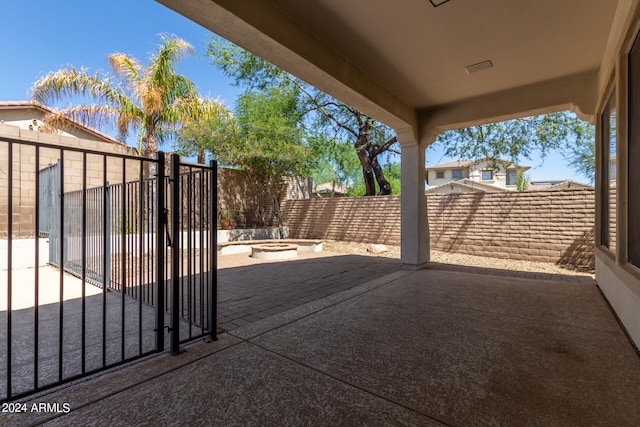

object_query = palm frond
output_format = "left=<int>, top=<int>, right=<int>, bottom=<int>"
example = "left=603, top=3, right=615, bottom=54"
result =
left=33, top=67, right=112, bottom=106
left=40, top=104, right=120, bottom=134
left=32, top=66, right=143, bottom=139
left=31, top=35, right=207, bottom=156
left=147, top=35, right=195, bottom=89
left=116, top=107, right=142, bottom=140
left=137, top=85, right=164, bottom=116
left=166, top=75, right=197, bottom=98
left=63, top=104, right=120, bottom=130
left=108, top=53, right=143, bottom=91
left=172, top=96, right=230, bottom=126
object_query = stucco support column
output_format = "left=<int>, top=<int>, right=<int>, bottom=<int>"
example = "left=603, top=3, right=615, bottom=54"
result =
left=397, top=128, right=429, bottom=269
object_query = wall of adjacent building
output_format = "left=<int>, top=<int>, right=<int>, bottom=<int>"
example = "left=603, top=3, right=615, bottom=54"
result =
left=0, top=106, right=123, bottom=142
left=0, top=125, right=139, bottom=237
left=467, top=160, right=512, bottom=189
left=427, top=168, right=470, bottom=187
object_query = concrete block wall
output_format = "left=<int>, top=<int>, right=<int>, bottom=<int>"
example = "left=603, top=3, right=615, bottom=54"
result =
left=282, top=189, right=595, bottom=270
left=1, top=127, right=138, bottom=237
left=282, top=195, right=401, bottom=245
left=1, top=128, right=306, bottom=237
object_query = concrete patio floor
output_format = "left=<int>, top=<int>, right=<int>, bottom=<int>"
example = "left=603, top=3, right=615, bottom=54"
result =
left=3, top=254, right=640, bottom=426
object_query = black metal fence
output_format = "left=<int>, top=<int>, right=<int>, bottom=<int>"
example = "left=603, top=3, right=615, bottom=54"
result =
left=47, top=178, right=111, bottom=287
left=0, top=137, right=217, bottom=403
left=37, top=162, right=59, bottom=237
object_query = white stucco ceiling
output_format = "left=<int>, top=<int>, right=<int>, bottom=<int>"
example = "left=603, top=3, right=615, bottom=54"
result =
left=267, top=0, right=617, bottom=109
left=158, top=0, right=621, bottom=131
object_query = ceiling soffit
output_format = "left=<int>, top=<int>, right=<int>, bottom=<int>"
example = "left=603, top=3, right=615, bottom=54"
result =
left=158, top=0, right=619, bottom=133
left=269, top=0, right=617, bottom=111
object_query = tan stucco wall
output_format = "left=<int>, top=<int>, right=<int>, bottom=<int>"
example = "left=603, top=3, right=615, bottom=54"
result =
left=427, top=160, right=521, bottom=190
left=427, top=185, right=477, bottom=194
left=0, top=125, right=138, bottom=237
left=0, top=108, right=122, bottom=142
left=467, top=161, right=510, bottom=188
left=427, top=168, right=469, bottom=187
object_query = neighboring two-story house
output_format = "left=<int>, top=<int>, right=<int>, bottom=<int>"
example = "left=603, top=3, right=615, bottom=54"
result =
left=425, top=158, right=530, bottom=194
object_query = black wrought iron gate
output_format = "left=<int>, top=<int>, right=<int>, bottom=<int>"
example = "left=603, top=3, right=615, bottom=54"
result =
left=1, top=139, right=217, bottom=403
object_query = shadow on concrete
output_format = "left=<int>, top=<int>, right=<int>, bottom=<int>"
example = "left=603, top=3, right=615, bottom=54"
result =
left=6, top=255, right=640, bottom=426
left=217, top=254, right=403, bottom=331
left=557, top=228, right=596, bottom=273
left=428, top=261, right=595, bottom=284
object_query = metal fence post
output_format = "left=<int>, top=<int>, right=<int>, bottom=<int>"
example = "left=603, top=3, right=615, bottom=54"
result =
left=170, top=154, right=181, bottom=354
left=209, top=160, right=218, bottom=341
left=155, top=152, right=166, bottom=352
left=6, top=141, right=13, bottom=399
left=105, top=183, right=111, bottom=289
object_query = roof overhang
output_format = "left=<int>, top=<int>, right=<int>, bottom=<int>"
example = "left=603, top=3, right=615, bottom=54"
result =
left=157, top=0, right=633, bottom=143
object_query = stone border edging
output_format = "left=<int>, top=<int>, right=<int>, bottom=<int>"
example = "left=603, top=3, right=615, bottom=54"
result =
left=218, top=239, right=323, bottom=255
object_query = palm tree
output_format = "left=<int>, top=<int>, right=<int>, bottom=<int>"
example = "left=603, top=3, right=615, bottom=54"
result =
left=32, top=35, right=227, bottom=160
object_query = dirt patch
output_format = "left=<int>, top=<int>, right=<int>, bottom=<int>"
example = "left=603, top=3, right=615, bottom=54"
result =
left=322, top=240, right=594, bottom=277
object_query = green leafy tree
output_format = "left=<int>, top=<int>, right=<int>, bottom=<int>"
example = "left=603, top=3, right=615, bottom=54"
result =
left=311, top=137, right=361, bottom=196
left=179, top=86, right=315, bottom=233
left=32, top=35, right=227, bottom=159
left=346, top=162, right=401, bottom=196
left=565, top=131, right=596, bottom=183
left=432, top=111, right=595, bottom=182
left=382, top=162, right=402, bottom=195
left=207, top=37, right=399, bottom=196
left=516, top=170, right=529, bottom=191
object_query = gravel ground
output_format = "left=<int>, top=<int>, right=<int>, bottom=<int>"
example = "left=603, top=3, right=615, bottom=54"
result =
left=322, top=240, right=595, bottom=277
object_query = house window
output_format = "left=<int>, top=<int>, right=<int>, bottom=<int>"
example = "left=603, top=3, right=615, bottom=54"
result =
left=600, top=89, right=616, bottom=252
left=506, top=171, right=517, bottom=186
left=436, top=171, right=444, bottom=179
left=452, top=169, right=462, bottom=179
left=628, top=32, right=640, bottom=267
left=481, top=170, right=493, bottom=181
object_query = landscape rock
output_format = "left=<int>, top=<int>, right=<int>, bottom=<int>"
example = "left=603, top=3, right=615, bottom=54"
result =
left=367, top=244, right=388, bottom=254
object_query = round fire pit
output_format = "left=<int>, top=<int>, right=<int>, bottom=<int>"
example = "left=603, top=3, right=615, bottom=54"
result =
left=250, top=243, right=299, bottom=260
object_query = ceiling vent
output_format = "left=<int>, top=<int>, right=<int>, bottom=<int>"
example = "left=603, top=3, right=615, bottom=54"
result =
left=465, top=60, right=493, bottom=75
left=429, top=0, right=450, bottom=7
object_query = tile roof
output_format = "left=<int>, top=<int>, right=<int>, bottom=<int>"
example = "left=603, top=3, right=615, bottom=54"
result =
left=0, top=100, right=126, bottom=146
left=314, top=182, right=348, bottom=194
left=527, top=179, right=593, bottom=191
left=425, top=159, right=474, bottom=169
left=426, top=178, right=509, bottom=194
left=426, top=157, right=530, bottom=170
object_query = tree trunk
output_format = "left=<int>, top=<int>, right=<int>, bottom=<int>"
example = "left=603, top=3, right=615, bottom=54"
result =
left=370, top=155, right=392, bottom=195
left=359, top=162, right=376, bottom=196
left=143, top=134, right=158, bottom=158
left=197, top=149, right=205, bottom=164
left=355, top=122, right=376, bottom=196
left=267, top=180, right=285, bottom=238
left=140, top=134, right=159, bottom=179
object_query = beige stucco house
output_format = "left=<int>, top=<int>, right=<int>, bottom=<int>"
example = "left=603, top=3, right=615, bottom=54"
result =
left=526, top=179, right=593, bottom=191
left=0, top=101, right=126, bottom=144
left=425, top=158, right=530, bottom=193
left=0, top=101, right=137, bottom=237
left=159, top=0, right=640, bottom=348
left=313, top=182, right=348, bottom=197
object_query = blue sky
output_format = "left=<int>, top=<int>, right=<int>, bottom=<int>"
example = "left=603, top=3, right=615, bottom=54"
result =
left=0, top=1, right=239, bottom=108
left=0, top=0, right=588, bottom=183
